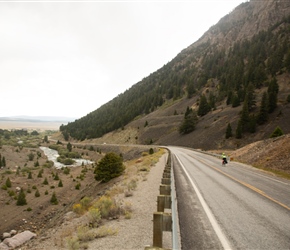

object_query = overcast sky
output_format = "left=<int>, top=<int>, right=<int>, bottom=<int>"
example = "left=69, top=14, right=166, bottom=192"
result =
left=0, top=0, right=245, bottom=119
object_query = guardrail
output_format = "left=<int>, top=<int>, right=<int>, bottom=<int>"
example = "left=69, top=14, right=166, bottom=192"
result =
left=145, top=151, right=180, bottom=250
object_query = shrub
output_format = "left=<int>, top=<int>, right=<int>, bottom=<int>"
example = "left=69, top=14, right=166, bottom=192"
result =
left=95, top=226, right=118, bottom=238
left=75, top=183, right=81, bottom=190
left=80, top=197, right=92, bottom=210
left=124, top=211, right=132, bottom=219
left=58, top=180, right=63, bottom=187
left=92, top=196, right=121, bottom=219
left=77, top=226, right=95, bottom=242
left=73, top=203, right=84, bottom=215
left=66, top=237, right=80, bottom=250
left=270, top=126, right=284, bottom=138
left=94, top=152, right=125, bottom=183
left=63, top=167, right=70, bottom=175
left=88, top=207, right=101, bottom=227
left=8, top=190, right=15, bottom=196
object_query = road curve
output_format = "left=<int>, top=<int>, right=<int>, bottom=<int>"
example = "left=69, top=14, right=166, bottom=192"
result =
left=169, top=146, right=290, bottom=250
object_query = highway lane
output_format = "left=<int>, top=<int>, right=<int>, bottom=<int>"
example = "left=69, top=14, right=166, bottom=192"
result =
left=169, top=146, right=290, bottom=250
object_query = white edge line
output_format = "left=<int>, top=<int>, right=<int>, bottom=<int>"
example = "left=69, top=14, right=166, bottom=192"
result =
left=175, top=154, right=232, bottom=250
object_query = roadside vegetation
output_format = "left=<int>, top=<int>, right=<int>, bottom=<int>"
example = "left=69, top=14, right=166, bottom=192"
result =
left=0, top=128, right=162, bottom=247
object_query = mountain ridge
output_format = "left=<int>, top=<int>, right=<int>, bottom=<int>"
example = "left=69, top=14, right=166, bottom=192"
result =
left=60, top=0, right=290, bottom=150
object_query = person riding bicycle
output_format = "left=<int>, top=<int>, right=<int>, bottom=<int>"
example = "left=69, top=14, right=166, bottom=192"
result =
left=222, top=152, right=227, bottom=164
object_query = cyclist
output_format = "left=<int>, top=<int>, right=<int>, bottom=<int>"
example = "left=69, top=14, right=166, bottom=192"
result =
left=222, top=152, right=227, bottom=164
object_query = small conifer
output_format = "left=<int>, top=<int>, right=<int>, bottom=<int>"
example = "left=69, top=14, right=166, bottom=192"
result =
left=50, top=192, right=58, bottom=205
left=17, top=189, right=27, bottom=206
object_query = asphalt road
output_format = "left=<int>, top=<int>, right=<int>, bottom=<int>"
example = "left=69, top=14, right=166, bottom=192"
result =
left=169, top=146, right=290, bottom=250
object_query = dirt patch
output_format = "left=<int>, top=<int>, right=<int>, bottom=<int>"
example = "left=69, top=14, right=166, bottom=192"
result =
left=229, top=134, right=290, bottom=176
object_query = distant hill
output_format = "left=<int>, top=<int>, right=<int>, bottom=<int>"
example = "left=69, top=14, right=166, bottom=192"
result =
left=0, top=116, right=76, bottom=123
left=60, top=0, right=290, bottom=150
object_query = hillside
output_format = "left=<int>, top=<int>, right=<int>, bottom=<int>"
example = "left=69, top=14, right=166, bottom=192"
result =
left=60, top=0, right=290, bottom=150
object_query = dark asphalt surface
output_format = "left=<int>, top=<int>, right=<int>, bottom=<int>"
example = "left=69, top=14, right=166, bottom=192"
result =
left=170, top=147, right=290, bottom=250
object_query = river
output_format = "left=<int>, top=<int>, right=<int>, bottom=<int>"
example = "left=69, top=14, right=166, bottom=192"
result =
left=40, top=146, right=94, bottom=169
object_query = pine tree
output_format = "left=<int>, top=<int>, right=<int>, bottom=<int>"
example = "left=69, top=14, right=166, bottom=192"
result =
left=43, top=177, right=49, bottom=185
left=257, top=92, right=268, bottom=125
left=198, top=95, right=211, bottom=116
left=225, top=123, right=233, bottom=139
left=37, top=170, right=43, bottom=178
left=54, top=173, right=59, bottom=181
left=6, top=177, right=12, bottom=188
left=267, top=78, right=279, bottom=113
left=35, top=189, right=40, bottom=197
left=240, top=95, right=250, bottom=132
left=235, top=121, right=242, bottom=139
left=67, top=142, right=72, bottom=152
left=246, top=83, right=256, bottom=111
left=179, top=110, right=198, bottom=134
left=28, top=172, right=33, bottom=179
left=2, top=156, right=6, bottom=167
left=50, top=192, right=58, bottom=205
left=58, top=180, right=63, bottom=187
left=17, top=188, right=27, bottom=206
left=270, top=126, right=284, bottom=138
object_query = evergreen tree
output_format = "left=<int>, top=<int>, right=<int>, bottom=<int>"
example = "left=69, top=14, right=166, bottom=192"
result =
left=284, top=49, right=290, bottom=72
left=246, top=83, right=256, bottom=111
left=226, top=90, right=233, bottom=105
left=240, top=95, right=250, bottom=132
left=28, top=172, right=33, bottom=179
left=37, top=170, right=43, bottom=178
left=58, top=180, right=63, bottom=187
left=198, top=95, right=211, bottom=116
left=43, top=135, right=49, bottom=143
left=6, top=177, right=12, bottom=188
left=16, top=188, right=27, bottom=206
left=257, top=92, right=269, bottom=125
left=235, top=121, right=242, bottom=139
left=270, top=126, right=284, bottom=138
left=248, top=115, right=257, bottom=133
left=179, top=109, right=198, bottom=134
left=225, top=123, right=233, bottom=139
left=67, top=142, right=72, bottom=152
left=231, top=94, right=240, bottom=107
left=94, top=152, right=125, bottom=183
left=2, top=156, right=6, bottom=167
left=268, top=78, right=279, bottom=113
left=43, top=177, right=49, bottom=185
left=209, top=92, right=216, bottom=110
left=50, top=192, right=58, bottom=205
left=35, top=189, right=40, bottom=197
left=54, top=173, right=60, bottom=181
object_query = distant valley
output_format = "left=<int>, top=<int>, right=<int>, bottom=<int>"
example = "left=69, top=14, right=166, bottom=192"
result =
left=0, top=116, right=76, bottom=131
